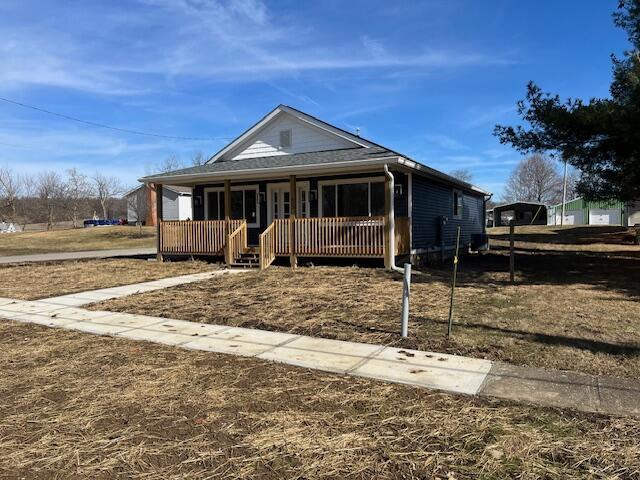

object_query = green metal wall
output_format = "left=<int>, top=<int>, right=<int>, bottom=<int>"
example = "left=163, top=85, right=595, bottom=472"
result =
left=549, top=198, right=626, bottom=225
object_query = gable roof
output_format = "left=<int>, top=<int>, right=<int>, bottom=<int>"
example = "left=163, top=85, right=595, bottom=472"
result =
left=140, top=105, right=490, bottom=196
left=123, top=184, right=192, bottom=197
left=143, top=147, right=396, bottom=180
left=208, top=104, right=376, bottom=163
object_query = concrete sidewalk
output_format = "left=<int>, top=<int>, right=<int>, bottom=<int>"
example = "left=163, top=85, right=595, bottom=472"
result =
left=1, top=296, right=638, bottom=417
left=42, top=270, right=243, bottom=307
left=0, top=247, right=156, bottom=264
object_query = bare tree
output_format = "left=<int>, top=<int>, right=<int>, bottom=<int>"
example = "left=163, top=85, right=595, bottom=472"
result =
left=502, top=154, right=564, bottom=204
left=65, top=168, right=91, bottom=228
left=36, top=171, right=66, bottom=230
left=449, top=168, right=473, bottom=183
left=192, top=151, right=207, bottom=166
left=93, top=173, right=123, bottom=219
left=0, top=165, right=22, bottom=222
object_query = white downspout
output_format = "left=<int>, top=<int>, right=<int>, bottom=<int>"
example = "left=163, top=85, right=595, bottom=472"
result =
left=384, top=164, right=404, bottom=273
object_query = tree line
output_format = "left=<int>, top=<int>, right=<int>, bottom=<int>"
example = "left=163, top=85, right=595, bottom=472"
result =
left=0, top=165, right=125, bottom=230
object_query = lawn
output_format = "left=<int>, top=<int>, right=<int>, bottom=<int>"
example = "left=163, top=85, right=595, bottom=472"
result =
left=92, top=249, right=640, bottom=379
left=0, top=258, right=216, bottom=300
left=1, top=321, right=638, bottom=479
left=488, top=225, right=640, bottom=253
left=0, top=226, right=156, bottom=256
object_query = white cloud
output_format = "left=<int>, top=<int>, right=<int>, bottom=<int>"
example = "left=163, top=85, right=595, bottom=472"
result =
left=0, top=0, right=514, bottom=95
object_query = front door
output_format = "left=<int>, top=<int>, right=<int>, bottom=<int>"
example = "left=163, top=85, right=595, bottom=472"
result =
left=268, top=183, right=310, bottom=222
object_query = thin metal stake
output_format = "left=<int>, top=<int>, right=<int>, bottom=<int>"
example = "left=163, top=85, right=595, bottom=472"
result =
left=401, top=263, right=411, bottom=337
left=509, top=220, right=515, bottom=283
left=447, top=226, right=461, bottom=338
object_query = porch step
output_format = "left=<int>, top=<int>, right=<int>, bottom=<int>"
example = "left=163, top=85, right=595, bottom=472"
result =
left=231, top=252, right=260, bottom=268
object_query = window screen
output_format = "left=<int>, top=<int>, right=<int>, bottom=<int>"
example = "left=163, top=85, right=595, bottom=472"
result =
left=370, top=182, right=385, bottom=216
left=322, top=185, right=336, bottom=216
left=338, top=183, right=368, bottom=216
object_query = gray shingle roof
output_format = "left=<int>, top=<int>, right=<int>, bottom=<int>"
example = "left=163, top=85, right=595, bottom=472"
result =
left=142, top=147, right=395, bottom=180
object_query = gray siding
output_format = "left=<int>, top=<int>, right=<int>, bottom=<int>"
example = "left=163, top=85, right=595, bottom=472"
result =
left=162, top=189, right=180, bottom=221
left=412, top=174, right=485, bottom=250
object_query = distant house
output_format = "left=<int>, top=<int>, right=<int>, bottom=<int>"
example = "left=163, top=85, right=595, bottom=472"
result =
left=492, top=201, right=547, bottom=227
left=625, top=200, right=640, bottom=226
left=140, top=105, right=491, bottom=268
left=547, top=198, right=626, bottom=226
left=124, top=184, right=192, bottom=225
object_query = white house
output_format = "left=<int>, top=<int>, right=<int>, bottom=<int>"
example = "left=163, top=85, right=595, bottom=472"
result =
left=124, top=184, right=192, bottom=224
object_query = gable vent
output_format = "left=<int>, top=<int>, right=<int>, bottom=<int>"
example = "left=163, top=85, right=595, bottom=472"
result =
left=279, top=129, right=292, bottom=148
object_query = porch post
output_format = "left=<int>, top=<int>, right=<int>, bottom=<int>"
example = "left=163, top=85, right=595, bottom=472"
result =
left=224, top=180, right=231, bottom=265
left=155, top=183, right=164, bottom=262
left=384, top=172, right=393, bottom=269
left=289, top=175, right=297, bottom=269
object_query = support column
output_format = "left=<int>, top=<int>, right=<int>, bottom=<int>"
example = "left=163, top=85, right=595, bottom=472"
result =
left=384, top=172, right=393, bottom=269
left=155, top=183, right=164, bottom=262
left=289, top=175, right=297, bottom=269
left=224, top=180, right=231, bottom=265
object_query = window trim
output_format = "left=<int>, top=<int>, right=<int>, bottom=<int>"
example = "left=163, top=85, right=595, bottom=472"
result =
left=204, top=184, right=260, bottom=227
left=453, top=189, right=464, bottom=220
left=318, top=176, right=385, bottom=217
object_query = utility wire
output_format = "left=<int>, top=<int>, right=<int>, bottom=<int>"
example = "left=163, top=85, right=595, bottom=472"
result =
left=0, top=96, right=234, bottom=141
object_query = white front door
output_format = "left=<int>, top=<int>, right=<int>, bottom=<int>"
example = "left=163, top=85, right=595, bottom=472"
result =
left=268, top=183, right=310, bottom=222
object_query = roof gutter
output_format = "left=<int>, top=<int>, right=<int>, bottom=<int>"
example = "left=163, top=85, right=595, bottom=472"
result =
left=139, top=156, right=403, bottom=184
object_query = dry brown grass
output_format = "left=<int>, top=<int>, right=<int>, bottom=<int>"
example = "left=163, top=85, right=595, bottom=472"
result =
left=0, top=258, right=216, bottom=300
left=488, top=225, right=640, bottom=253
left=0, top=226, right=156, bottom=256
left=93, top=250, right=640, bottom=379
left=1, top=321, right=639, bottom=479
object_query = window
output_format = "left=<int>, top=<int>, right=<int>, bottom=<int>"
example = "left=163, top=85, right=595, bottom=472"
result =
left=453, top=190, right=463, bottom=219
left=320, top=179, right=385, bottom=217
left=204, top=186, right=259, bottom=226
left=279, top=129, right=292, bottom=148
left=205, top=191, right=225, bottom=220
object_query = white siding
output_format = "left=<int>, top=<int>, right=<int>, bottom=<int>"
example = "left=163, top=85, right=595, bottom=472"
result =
left=227, top=113, right=355, bottom=160
left=178, top=195, right=193, bottom=220
left=627, top=201, right=640, bottom=226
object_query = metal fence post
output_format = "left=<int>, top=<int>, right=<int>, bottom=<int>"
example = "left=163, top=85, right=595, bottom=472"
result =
left=401, top=263, right=411, bottom=337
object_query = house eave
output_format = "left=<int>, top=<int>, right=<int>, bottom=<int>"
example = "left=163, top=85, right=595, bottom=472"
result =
left=140, top=156, right=404, bottom=185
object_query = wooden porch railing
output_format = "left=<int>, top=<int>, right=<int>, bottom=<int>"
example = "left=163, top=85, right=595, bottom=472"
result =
left=395, top=217, right=411, bottom=255
left=259, top=222, right=276, bottom=270
left=226, top=221, right=248, bottom=264
left=159, top=219, right=243, bottom=255
left=293, top=216, right=385, bottom=257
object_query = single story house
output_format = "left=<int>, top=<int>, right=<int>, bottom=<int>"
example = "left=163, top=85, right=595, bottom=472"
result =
left=547, top=198, right=625, bottom=226
left=492, top=201, right=547, bottom=227
left=141, top=105, right=490, bottom=269
left=124, top=184, right=192, bottom=225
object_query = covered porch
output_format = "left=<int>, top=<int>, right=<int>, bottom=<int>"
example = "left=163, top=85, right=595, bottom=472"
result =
left=153, top=172, right=410, bottom=270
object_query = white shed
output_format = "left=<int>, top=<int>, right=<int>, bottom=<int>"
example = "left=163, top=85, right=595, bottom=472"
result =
left=124, top=184, right=192, bottom=224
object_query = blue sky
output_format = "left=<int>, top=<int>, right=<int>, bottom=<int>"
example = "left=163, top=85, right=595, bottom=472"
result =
left=0, top=0, right=629, bottom=195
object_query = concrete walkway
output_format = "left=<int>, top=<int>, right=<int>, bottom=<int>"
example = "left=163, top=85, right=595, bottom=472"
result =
left=1, top=294, right=638, bottom=417
left=42, top=270, right=242, bottom=307
left=0, top=247, right=156, bottom=264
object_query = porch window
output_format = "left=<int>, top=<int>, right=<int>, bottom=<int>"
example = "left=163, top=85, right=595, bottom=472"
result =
left=204, top=186, right=259, bottom=227
left=206, top=191, right=225, bottom=220
left=320, top=179, right=385, bottom=217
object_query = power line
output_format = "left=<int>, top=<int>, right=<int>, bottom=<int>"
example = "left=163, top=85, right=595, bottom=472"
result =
left=0, top=96, right=234, bottom=142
